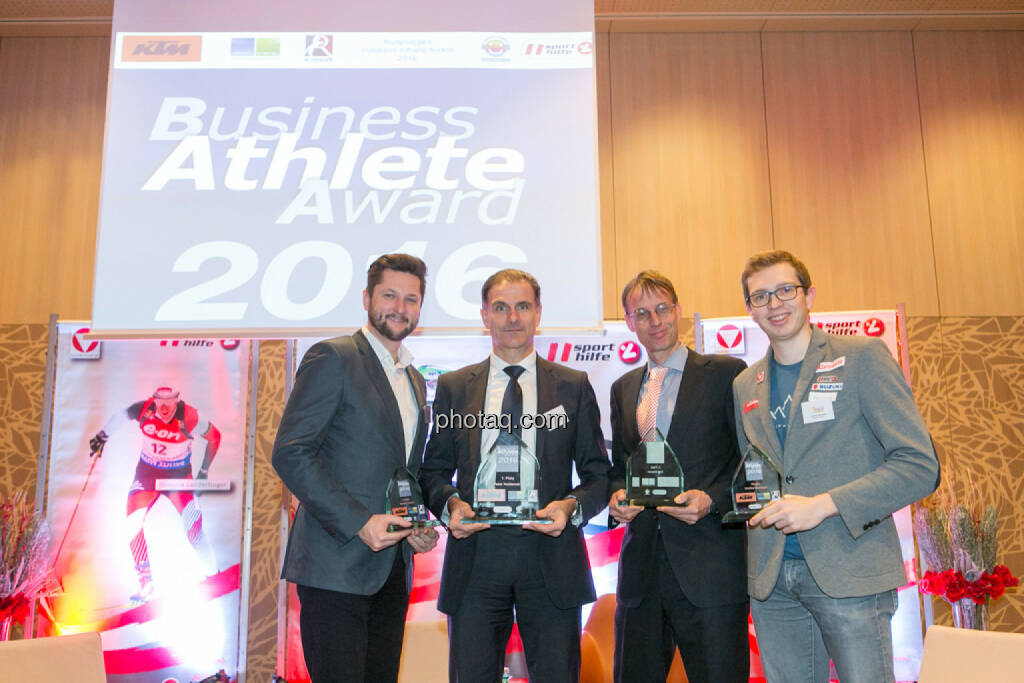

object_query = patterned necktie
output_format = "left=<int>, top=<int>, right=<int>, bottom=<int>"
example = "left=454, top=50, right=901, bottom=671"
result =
left=501, top=365, right=526, bottom=438
left=636, top=365, right=668, bottom=441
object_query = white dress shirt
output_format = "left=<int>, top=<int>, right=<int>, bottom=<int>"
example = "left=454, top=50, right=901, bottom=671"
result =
left=362, top=325, right=418, bottom=463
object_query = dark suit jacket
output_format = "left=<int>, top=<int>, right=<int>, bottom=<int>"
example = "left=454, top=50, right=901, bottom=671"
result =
left=609, top=348, right=748, bottom=609
left=419, top=355, right=610, bottom=614
left=272, top=331, right=429, bottom=595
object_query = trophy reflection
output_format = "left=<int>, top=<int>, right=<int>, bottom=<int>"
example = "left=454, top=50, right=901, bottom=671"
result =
left=463, top=433, right=551, bottom=525
left=386, top=467, right=440, bottom=531
left=721, top=442, right=782, bottom=523
left=621, top=427, right=685, bottom=508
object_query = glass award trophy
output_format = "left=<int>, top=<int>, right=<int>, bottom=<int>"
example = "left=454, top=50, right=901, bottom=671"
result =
left=464, top=433, right=552, bottom=525
left=621, top=428, right=685, bottom=507
left=386, top=467, right=440, bottom=532
left=721, top=442, right=783, bottom=523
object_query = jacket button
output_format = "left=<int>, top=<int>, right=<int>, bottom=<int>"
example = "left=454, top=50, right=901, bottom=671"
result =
left=785, top=475, right=795, bottom=484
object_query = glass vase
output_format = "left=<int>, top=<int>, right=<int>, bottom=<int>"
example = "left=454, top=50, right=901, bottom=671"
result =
left=951, top=598, right=989, bottom=630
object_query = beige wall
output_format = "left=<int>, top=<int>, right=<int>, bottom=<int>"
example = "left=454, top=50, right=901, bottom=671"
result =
left=2, top=31, right=1024, bottom=322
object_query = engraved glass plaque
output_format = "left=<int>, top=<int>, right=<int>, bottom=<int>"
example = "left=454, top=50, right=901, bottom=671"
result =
left=622, top=428, right=685, bottom=508
left=464, top=433, right=551, bottom=525
left=721, top=442, right=783, bottom=523
left=386, top=467, right=440, bottom=532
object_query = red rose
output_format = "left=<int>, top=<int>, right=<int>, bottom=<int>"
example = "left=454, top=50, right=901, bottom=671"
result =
left=992, top=565, right=1019, bottom=588
left=967, top=575, right=991, bottom=604
left=944, top=571, right=968, bottom=602
left=919, top=570, right=939, bottom=595
left=985, top=571, right=1006, bottom=599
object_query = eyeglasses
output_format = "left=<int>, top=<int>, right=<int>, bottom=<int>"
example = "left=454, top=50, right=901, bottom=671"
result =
left=629, top=302, right=676, bottom=324
left=746, top=284, right=805, bottom=308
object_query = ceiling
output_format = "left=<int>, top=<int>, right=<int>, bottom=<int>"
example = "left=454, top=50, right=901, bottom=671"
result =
left=2, top=0, right=1024, bottom=36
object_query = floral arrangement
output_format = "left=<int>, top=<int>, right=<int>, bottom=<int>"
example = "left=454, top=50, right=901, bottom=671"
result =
left=914, top=498, right=1018, bottom=628
left=0, top=490, right=60, bottom=637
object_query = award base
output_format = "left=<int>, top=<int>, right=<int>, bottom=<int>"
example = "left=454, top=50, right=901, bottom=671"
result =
left=462, top=510, right=554, bottom=525
left=720, top=510, right=755, bottom=523
left=387, top=519, right=442, bottom=532
left=618, top=497, right=687, bottom=508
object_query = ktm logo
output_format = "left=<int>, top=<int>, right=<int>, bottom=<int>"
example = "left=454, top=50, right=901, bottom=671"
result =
left=123, top=36, right=201, bottom=62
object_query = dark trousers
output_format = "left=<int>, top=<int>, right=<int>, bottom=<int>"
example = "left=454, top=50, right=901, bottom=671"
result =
left=448, top=528, right=582, bottom=683
left=296, top=551, right=408, bottom=683
left=614, top=536, right=749, bottom=683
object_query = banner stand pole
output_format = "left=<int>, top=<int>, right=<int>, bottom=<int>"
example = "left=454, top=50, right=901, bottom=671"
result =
left=28, top=313, right=60, bottom=639
left=275, top=340, right=296, bottom=679
left=237, top=340, right=261, bottom=683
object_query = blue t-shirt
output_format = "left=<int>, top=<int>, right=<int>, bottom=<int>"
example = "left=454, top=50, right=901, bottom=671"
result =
left=770, top=356, right=804, bottom=560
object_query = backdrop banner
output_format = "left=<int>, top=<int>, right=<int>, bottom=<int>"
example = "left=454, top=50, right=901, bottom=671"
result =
left=45, top=323, right=249, bottom=682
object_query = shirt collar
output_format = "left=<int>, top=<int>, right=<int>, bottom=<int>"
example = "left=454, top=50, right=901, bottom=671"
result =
left=362, top=325, right=414, bottom=371
left=489, top=350, right=537, bottom=378
left=647, top=343, right=687, bottom=374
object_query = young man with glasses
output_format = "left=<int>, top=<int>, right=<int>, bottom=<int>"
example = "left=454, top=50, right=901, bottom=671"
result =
left=733, top=250, right=938, bottom=683
left=608, top=270, right=749, bottom=683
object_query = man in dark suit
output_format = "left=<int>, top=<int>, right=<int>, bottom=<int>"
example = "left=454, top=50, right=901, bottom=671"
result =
left=272, top=253, right=438, bottom=683
left=420, top=268, right=610, bottom=683
left=608, top=271, right=749, bottom=683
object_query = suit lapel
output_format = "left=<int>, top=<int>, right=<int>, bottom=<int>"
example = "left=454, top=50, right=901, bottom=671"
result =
left=535, top=359, right=558, bottom=461
left=467, top=360, right=489, bottom=468
left=782, top=328, right=829, bottom=470
left=407, top=366, right=427, bottom=463
left=665, top=350, right=709, bottom=449
left=620, top=367, right=645, bottom=448
left=354, top=330, right=404, bottom=463
left=754, top=355, right=784, bottom=459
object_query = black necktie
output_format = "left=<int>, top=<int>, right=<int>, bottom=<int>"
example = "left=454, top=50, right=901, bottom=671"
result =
left=501, top=365, right=525, bottom=438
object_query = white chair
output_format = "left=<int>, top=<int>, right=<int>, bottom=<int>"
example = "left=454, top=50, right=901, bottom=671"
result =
left=918, top=624, right=1024, bottom=682
left=0, top=631, right=106, bottom=680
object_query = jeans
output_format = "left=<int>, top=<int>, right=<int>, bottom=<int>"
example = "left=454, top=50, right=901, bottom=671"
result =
left=751, top=559, right=897, bottom=683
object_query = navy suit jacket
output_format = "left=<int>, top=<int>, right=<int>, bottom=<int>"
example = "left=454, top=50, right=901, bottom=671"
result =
left=419, top=356, right=610, bottom=613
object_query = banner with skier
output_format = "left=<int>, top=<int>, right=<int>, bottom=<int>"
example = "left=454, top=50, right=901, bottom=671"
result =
left=44, top=323, right=249, bottom=682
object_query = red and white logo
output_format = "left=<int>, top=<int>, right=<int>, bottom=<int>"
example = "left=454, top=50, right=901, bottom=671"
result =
left=618, top=341, right=642, bottom=364
left=715, top=324, right=744, bottom=354
left=547, top=342, right=573, bottom=363
left=862, top=318, right=885, bottom=337
left=70, top=327, right=101, bottom=360
left=220, top=339, right=241, bottom=351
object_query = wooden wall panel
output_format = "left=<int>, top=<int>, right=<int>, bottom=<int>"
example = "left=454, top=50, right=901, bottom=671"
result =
left=596, top=32, right=620, bottom=321
left=608, top=32, right=773, bottom=319
left=0, top=36, right=108, bottom=323
left=762, top=32, right=940, bottom=315
left=914, top=31, right=1024, bottom=316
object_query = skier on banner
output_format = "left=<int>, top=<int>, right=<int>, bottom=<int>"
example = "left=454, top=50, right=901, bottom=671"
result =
left=89, top=386, right=222, bottom=604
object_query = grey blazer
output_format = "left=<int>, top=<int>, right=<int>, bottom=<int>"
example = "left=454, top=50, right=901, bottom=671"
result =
left=272, top=331, right=429, bottom=595
left=733, top=326, right=938, bottom=601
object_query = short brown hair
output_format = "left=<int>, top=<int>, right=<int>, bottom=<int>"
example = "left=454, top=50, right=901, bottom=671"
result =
left=621, top=270, right=678, bottom=314
left=367, top=253, right=427, bottom=297
left=481, top=269, right=541, bottom=305
left=740, top=250, right=812, bottom=301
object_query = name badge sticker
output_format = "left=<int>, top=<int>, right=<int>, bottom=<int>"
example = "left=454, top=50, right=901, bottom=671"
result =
left=808, top=391, right=837, bottom=402
left=801, top=400, right=835, bottom=424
